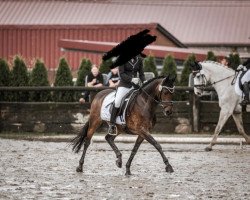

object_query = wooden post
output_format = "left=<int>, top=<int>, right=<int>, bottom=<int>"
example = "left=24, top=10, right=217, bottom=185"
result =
left=192, top=92, right=200, bottom=132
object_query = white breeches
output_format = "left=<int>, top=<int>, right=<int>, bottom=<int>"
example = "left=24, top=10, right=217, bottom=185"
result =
left=114, top=86, right=133, bottom=108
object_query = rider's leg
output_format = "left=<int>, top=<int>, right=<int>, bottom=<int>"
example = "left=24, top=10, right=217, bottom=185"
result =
left=242, top=82, right=249, bottom=105
left=108, top=86, right=133, bottom=135
left=108, top=106, right=119, bottom=135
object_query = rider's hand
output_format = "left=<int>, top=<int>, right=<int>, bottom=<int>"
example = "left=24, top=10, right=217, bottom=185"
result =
left=132, top=82, right=140, bottom=89
left=236, top=65, right=245, bottom=71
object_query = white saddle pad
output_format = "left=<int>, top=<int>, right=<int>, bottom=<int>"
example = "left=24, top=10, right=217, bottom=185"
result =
left=100, top=91, right=126, bottom=125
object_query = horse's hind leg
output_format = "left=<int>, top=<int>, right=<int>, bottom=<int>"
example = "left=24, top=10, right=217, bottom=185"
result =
left=232, top=113, right=250, bottom=144
left=105, top=134, right=122, bottom=168
left=205, top=110, right=231, bottom=151
left=77, top=118, right=102, bottom=172
left=125, top=135, right=144, bottom=176
left=142, top=132, right=174, bottom=173
left=77, top=138, right=90, bottom=172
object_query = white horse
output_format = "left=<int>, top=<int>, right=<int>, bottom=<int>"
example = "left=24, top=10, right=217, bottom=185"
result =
left=190, top=61, right=250, bottom=151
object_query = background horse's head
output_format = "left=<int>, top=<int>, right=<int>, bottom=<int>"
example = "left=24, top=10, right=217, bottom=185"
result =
left=190, top=61, right=209, bottom=96
left=156, top=75, right=176, bottom=116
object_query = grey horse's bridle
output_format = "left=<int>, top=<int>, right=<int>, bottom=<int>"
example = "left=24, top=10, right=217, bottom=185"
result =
left=192, top=70, right=208, bottom=91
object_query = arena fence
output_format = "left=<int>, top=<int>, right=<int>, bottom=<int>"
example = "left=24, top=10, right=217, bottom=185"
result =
left=0, top=86, right=249, bottom=134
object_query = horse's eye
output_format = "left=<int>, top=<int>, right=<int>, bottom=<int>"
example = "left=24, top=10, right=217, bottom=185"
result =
left=163, top=90, right=169, bottom=95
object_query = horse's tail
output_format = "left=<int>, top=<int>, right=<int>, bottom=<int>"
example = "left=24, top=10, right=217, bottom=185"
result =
left=71, top=120, right=89, bottom=153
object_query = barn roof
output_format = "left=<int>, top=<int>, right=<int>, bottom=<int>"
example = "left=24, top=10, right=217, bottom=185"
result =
left=58, top=39, right=226, bottom=61
left=0, top=0, right=249, bottom=46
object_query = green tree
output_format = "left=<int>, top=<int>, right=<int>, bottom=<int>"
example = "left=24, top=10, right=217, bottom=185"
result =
left=29, top=59, right=51, bottom=101
left=54, top=58, right=74, bottom=102
left=228, top=53, right=241, bottom=70
left=206, top=51, right=217, bottom=61
left=0, top=58, right=11, bottom=101
left=76, top=58, right=92, bottom=86
left=11, top=56, right=29, bottom=101
left=180, top=54, right=196, bottom=86
left=161, top=55, right=177, bottom=82
left=143, top=55, right=158, bottom=77
left=99, top=59, right=112, bottom=74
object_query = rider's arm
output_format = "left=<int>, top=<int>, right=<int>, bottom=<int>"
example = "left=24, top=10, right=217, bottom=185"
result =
left=138, top=57, right=145, bottom=83
left=119, top=64, right=132, bottom=83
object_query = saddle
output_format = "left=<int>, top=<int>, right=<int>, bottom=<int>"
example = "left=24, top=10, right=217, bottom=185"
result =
left=238, top=70, right=247, bottom=90
left=100, top=89, right=139, bottom=125
left=109, top=89, right=138, bottom=116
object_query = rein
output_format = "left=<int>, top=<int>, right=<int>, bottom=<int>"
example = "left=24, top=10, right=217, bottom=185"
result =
left=207, top=75, right=235, bottom=86
left=140, top=86, right=174, bottom=107
left=193, top=70, right=234, bottom=89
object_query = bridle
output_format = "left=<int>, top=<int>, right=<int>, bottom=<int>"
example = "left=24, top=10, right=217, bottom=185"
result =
left=192, top=70, right=208, bottom=90
left=140, top=81, right=175, bottom=109
left=192, top=69, right=235, bottom=92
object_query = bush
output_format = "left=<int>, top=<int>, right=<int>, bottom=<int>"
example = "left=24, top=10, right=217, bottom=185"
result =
left=180, top=54, right=196, bottom=86
left=177, top=54, right=196, bottom=100
left=29, top=59, right=51, bottom=101
left=76, top=58, right=92, bottom=86
left=0, top=58, right=11, bottom=101
left=228, top=53, right=241, bottom=70
left=99, top=59, right=111, bottom=74
left=11, top=56, right=30, bottom=101
left=161, top=55, right=177, bottom=81
left=143, top=55, right=158, bottom=77
left=54, top=58, right=74, bottom=102
left=206, top=51, right=217, bottom=61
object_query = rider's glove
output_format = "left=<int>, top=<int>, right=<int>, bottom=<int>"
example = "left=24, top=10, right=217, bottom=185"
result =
left=236, top=65, right=245, bottom=72
left=132, top=82, right=140, bottom=89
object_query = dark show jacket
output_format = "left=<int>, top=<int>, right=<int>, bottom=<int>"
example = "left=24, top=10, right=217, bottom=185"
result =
left=118, top=56, right=145, bottom=88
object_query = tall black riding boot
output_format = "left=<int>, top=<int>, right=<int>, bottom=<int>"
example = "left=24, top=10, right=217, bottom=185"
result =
left=108, top=107, right=119, bottom=135
left=242, top=82, right=250, bottom=105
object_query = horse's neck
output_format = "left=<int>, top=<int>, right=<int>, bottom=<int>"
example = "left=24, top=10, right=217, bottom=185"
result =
left=202, top=63, right=235, bottom=95
left=140, top=81, right=160, bottom=108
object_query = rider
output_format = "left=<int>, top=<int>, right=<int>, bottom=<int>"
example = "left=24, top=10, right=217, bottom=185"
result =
left=108, top=54, right=145, bottom=135
left=236, top=58, right=250, bottom=105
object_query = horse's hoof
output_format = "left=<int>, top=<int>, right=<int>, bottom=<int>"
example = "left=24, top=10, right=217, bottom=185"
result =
left=166, top=164, right=174, bottom=173
left=205, top=147, right=212, bottom=152
left=76, top=166, right=83, bottom=172
left=125, top=171, right=132, bottom=176
left=116, top=159, right=122, bottom=168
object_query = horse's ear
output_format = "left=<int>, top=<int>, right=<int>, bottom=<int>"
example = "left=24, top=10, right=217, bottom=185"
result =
left=165, top=74, right=170, bottom=81
left=170, top=74, right=177, bottom=83
left=190, top=62, right=196, bottom=70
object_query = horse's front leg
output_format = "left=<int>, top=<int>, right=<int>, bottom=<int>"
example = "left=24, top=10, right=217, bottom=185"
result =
left=205, top=109, right=231, bottom=151
left=105, top=134, right=122, bottom=168
left=232, top=113, right=250, bottom=144
left=125, top=135, right=144, bottom=176
left=142, top=132, right=174, bottom=173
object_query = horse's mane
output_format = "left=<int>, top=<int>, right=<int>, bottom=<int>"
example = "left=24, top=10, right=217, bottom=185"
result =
left=201, top=60, right=235, bottom=72
left=141, top=76, right=165, bottom=88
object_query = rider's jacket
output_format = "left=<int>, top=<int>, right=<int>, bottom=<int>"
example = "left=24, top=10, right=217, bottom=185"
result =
left=118, top=55, right=145, bottom=88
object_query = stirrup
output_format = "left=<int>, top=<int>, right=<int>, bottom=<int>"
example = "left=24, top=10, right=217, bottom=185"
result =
left=108, top=124, right=117, bottom=136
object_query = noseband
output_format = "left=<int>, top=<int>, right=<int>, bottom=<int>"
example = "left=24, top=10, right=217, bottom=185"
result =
left=192, top=70, right=207, bottom=90
left=141, top=83, right=174, bottom=108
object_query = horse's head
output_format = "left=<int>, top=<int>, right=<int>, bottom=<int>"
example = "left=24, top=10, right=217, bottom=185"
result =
left=190, top=61, right=207, bottom=96
left=157, top=75, right=176, bottom=116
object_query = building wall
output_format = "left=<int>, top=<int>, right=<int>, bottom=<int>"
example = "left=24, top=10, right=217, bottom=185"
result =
left=0, top=24, right=180, bottom=73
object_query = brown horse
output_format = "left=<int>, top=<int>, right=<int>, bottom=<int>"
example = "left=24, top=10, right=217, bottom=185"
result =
left=71, top=75, right=176, bottom=175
